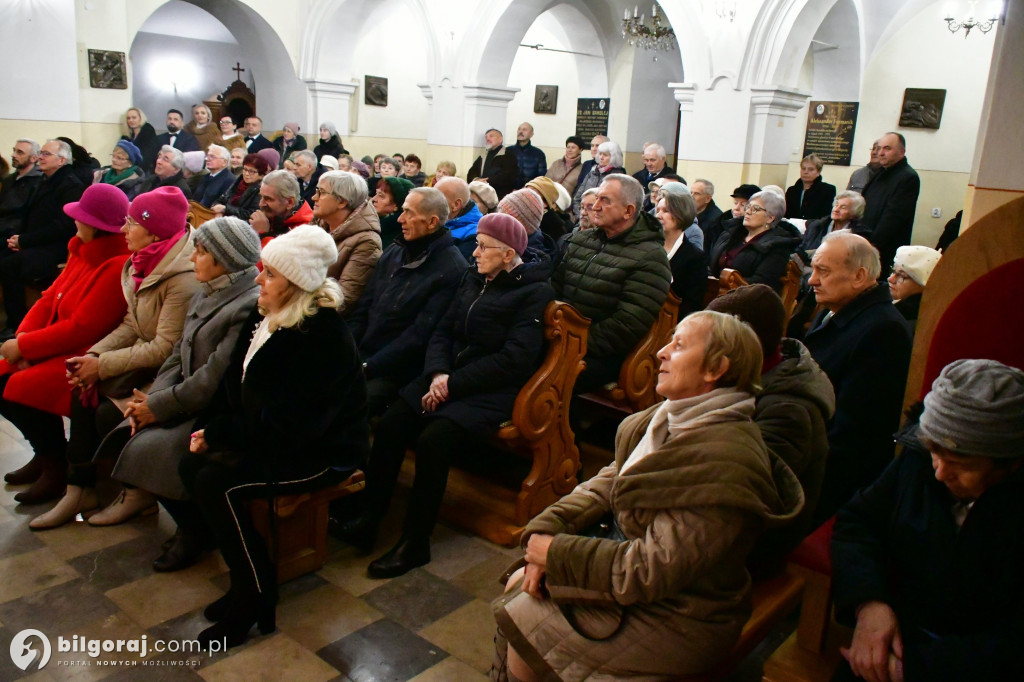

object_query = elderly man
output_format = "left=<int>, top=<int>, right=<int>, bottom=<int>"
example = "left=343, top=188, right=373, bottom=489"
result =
left=510, top=122, right=547, bottom=186
left=846, top=139, right=882, bottom=195
left=346, top=187, right=466, bottom=415
left=436, top=176, right=482, bottom=259
left=155, top=109, right=200, bottom=156
left=0, top=139, right=43, bottom=236
left=831, top=359, right=1024, bottom=682
left=248, top=169, right=313, bottom=241
left=578, top=187, right=599, bottom=230
left=242, top=116, right=273, bottom=153
left=467, top=128, right=520, bottom=200
left=0, top=139, right=84, bottom=335
left=554, top=174, right=671, bottom=392
left=193, top=145, right=235, bottom=207
left=573, top=134, right=609, bottom=196
left=291, top=150, right=324, bottom=208
left=804, top=231, right=911, bottom=524
left=137, top=146, right=192, bottom=198
left=861, top=132, right=921, bottom=277
left=691, top=178, right=722, bottom=236
left=632, top=143, right=676, bottom=189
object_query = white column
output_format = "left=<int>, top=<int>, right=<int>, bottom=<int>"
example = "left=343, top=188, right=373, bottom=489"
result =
left=304, top=79, right=358, bottom=136
left=417, top=82, right=519, bottom=147
left=747, top=86, right=812, bottom=165
left=669, top=82, right=697, bottom=162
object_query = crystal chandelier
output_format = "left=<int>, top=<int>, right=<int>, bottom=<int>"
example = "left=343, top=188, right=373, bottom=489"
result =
left=944, top=1, right=998, bottom=37
left=621, top=4, right=677, bottom=52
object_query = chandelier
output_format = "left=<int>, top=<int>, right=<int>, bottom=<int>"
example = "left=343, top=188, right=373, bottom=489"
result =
left=621, top=4, right=677, bottom=52
left=944, top=1, right=998, bottom=37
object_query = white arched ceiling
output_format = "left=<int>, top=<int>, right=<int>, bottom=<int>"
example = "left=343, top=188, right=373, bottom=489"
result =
left=804, top=0, right=863, bottom=101
left=518, top=4, right=609, bottom=96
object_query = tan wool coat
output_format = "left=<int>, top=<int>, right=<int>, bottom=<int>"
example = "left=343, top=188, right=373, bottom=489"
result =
left=326, top=199, right=382, bottom=312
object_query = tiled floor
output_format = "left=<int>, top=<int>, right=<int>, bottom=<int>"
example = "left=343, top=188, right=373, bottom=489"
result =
left=0, top=417, right=785, bottom=681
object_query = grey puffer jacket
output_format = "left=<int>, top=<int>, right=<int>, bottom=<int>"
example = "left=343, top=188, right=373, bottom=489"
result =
left=553, top=211, right=670, bottom=360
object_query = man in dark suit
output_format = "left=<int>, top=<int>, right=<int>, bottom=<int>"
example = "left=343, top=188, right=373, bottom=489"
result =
left=154, top=109, right=200, bottom=155
left=466, top=129, right=519, bottom=200
left=861, top=132, right=920, bottom=278
left=692, top=178, right=723, bottom=236
left=243, top=116, right=274, bottom=154
left=631, top=143, right=675, bottom=187
left=194, top=145, right=236, bottom=208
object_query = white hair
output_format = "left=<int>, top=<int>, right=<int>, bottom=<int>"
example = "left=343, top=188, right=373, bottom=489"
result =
left=159, top=145, right=185, bottom=170
left=16, top=138, right=40, bottom=157
left=206, top=144, right=230, bottom=162
left=597, top=140, right=624, bottom=168
left=319, top=170, right=368, bottom=207
left=644, top=143, right=667, bottom=160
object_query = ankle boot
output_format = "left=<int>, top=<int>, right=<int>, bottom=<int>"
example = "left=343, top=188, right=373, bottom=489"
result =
left=196, top=591, right=275, bottom=649
left=88, top=487, right=158, bottom=526
left=4, top=455, right=42, bottom=485
left=153, top=528, right=207, bottom=572
left=14, top=454, right=67, bottom=505
left=367, top=536, right=431, bottom=579
left=29, top=485, right=99, bottom=530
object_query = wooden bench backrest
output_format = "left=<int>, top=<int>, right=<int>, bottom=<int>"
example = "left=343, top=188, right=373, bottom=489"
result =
left=187, top=201, right=217, bottom=229
left=780, top=258, right=803, bottom=323
left=614, top=291, right=681, bottom=412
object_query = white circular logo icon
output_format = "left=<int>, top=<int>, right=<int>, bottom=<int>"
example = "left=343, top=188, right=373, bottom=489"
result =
left=10, top=629, right=51, bottom=671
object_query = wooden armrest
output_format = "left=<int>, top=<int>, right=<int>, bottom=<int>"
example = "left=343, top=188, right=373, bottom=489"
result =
left=615, top=291, right=681, bottom=411
left=718, top=268, right=748, bottom=294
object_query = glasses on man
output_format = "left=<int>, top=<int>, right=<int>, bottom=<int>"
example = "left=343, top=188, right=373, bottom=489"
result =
left=38, top=151, right=58, bottom=158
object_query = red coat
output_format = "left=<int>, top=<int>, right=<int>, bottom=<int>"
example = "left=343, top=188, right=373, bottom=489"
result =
left=258, top=200, right=315, bottom=249
left=0, top=234, right=131, bottom=415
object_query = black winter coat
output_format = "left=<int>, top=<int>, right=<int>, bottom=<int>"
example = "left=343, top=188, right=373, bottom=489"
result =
left=136, top=171, right=192, bottom=200
left=202, top=306, right=370, bottom=479
left=861, top=157, right=920, bottom=276
left=467, top=147, right=520, bottom=199
left=669, top=236, right=708, bottom=319
left=702, top=210, right=738, bottom=262
left=347, top=229, right=468, bottom=386
left=399, top=265, right=554, bottom=435
left=218, top=178, right=262, bottom=221
left=18, top=165, right=83, bottom=256
left=123, top=122, right=159, bottom=172
left=272, top=135, right=307, bottom=166
left=313, top=136, right=347, bottom=161
left=696, top=199, right=723, bottom=235
left=800, top=217, right=871, bottom=255
left=0, top=169, right=43, bottom=236
left=708, top=221, right=802, bottom=292
left=832, top=419, right=1024, bottom=682
left=510, top=142, right=547, bottom=186
left=803, top=284, right=911, bottom=525
left=784, top=175, right=836, bottom=221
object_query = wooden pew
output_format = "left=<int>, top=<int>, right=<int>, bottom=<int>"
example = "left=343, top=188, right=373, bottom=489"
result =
left=187, top=201, right=217, bottom=228
left=705, top=262, right=804, bottom=328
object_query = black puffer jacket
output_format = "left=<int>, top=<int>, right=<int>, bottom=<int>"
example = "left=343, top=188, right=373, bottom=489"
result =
left=218, top=178, right=262, bottom=221
left=347, top=228, right=467, bottom=385
left=553, top=211, right=671, bottom=360
left=399, top=265, right=554, bottom=435
left=709, top=221, right=802, bottom=292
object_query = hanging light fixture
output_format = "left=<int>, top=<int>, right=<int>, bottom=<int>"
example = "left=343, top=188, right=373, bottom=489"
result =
left=944, top=1, right=999, bottom=37
left=621, top=3, right=677, bottom=52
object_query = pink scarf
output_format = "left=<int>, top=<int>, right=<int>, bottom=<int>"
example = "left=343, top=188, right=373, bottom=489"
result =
left=130, top=231, right=184, bottom=291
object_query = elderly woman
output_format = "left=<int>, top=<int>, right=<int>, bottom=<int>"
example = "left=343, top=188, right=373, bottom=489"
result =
left=709, top=190, right=802, bottom=292
left=58, top=187, right=200, bottom=525
left=493, top=311, right=802, bottom=680
left=93, top=140, right=145, bottom=196
left=212, top=153, right=270, bottom=221
left=372, top=176, right=415, bottom=249
left=655, top=184, right=709, bottom=319
left=888, top=244, right=941, bottom=329
left=184, top=104, right=219, bottom=152
left=571, top=140, right=626, bottom=222
left=0, top=185, right=131, bottom=504
left=313, top=121, right=347, bottom=161
left=785, top=153, right=837, bottom=221
left=337, top=213, right=554, bottom=577
left=313, top=170, right=382, bottom=311
left=272, top=122, right=306, bottom=167
left=424, top=160, right=456, bottom=188
left=470, top=180, right=499, bottom=216
left=121, top=107, right=158, bottom=169
left=546, top=136, right=586, bottom=194
left=184, top=225, right=369, bottom=648
left=378, top=156, right=401, bottom=178
left=801, top=190, right=870, bottom=255
left=401, top=154, right=427, bottom=187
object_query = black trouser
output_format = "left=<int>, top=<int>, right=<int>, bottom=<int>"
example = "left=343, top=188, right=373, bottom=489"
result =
left=0, top=373, right=66, bottom=455
left=66, top=396, right=128, bottom=488
left=365, top=377, right=401, bottom=419
left=0, top=246, right=62, bottom=328
left=180, top=451, right=344, bottom=598
left=363, top=399, right=471, bottom=540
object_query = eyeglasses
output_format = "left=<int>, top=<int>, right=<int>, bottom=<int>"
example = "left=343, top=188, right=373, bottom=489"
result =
left=744, top=204, right=767, bottom=215
left=312, top=188, right=340, bottom=200
left=241, top=167, right=259, bottom=175
left=889, top=270, right=911, bottom=283
left=38, top=151, right=58, bottom=158
left=474, top=241, right=506, bottom=251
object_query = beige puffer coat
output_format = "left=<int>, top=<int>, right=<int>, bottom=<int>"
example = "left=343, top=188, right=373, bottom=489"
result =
left=326, top=199, right=382, bottom=312
left=89, top=229, right=200, bottom=380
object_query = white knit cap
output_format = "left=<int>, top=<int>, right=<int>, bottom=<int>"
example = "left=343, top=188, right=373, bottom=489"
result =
left=893, top=245, right=941, bottom=286
left=260, top=224, right=337, bottom=292
left=553, top=181, right=572, bottom=212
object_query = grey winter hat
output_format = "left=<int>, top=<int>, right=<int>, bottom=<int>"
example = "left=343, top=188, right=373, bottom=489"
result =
left=918, top=358, right=1024, bottom=458
left=194, top=216, right=262, bottom=272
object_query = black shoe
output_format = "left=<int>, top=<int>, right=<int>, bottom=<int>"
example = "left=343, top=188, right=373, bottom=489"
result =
left=367, top=538, right=430, bottom=579
left=161, top=529, right=180, bottom=552
left=329, top=513, right=379, bottom=553
left=203, top=590, right=238, bottom=622
left=197, top=597, right=275, bottom=650
left=4, top=456, right=42, bottom=485
left=153, top=530, right=206, bottom=572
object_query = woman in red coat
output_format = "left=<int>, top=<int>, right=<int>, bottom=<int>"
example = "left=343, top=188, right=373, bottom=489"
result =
left=0, top=184, right=131, bottom=504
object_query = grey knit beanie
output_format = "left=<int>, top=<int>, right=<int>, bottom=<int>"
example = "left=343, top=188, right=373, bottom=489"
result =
left=918, top=358, right=1024, bottom=458
left=194, top=217, right=262, bottom=272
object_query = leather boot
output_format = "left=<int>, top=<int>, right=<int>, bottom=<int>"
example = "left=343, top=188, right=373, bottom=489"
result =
left=29, top=485, right=99, bottom=530
left=14, top=453, right=67, bottom=505
left=367, top=536, right=430, bottom=579
left=153, top=528, right=207, bottom=572
left=88, top=487, right=158, bottom=526
left=4, top=455, right=42, bottom=485
left=328, top=512, right=379, bottom=553
left=197, top=588, right=275, bottom=649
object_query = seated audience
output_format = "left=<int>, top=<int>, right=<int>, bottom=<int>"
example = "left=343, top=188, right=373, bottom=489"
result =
left=467, top=128, right=520, bottom=200
left=525, top=176, right=573, bottom=242
left=888, top=244, right=941, bottom=332
left=577, top=187, right=599, bottom=230
left=313, top=170, right=382, bottom=312
left=571, top=139, right=626, bottom=222
left=492, top=311, right=802, bottom=681
left=155, top=109, right=200, bottom=158
left=631, top=142, right=675, bottom=188
left=0, top=139, right=43, bottom=237
left=182, top=151, right=208, bottom=196
left=554, top=174, right=670, bottom=392
left=0, top=139, right=85, bottom=336
left=0, top=185, right=130, bottom=504
left=424, top=160, right=456, bottom=188
left=703, top=183, right=759, bottom=262
left=184, top=105, right=219, bottom=152
left=785, top=153, right=836, bottom=221
left=401, top=154, right=427, bottom=187
left=242, top=116, right=273, bottom=154
left=121, top=107, right=159, bottom=171
left=291, top=150, right=323, bottom=208
left=137, top=146, right=192, bottom=199
left=184, top=225, right=369, bottom=649
left=692, top=178, right=723, bottom=236
left=498, top=188, right=555, bottom=264
left=372, top=176, right=415, bottom=249
left=709, top=190, right=801, bottom=292
left=707, top=285, right=835, bottom=573
left=193, top=145, right=235, bottom=208
left=271, top=122, right=306, bottom=166
left=58, top=137, right=101, bottom=188
left=801, top=190, right=870, bottom=256
left=93, top=140, right=145, bottom=197
left=657, top=182, right=705, bottom=251
left=545, top=136, right=585, bottom=195
left=229, top=147, right=245, bottom=175
left=347, top=187, right=466, bottom=416
left=378, top=156, right=401, bottom=180
left=248, top=170, right=313, bottom=246
left=573, top=135, right=608, bottom=196
left=320, top=155, right=340, bottom=171
left=218, top=116, right=245, bottom=153
left=469, top=180, right=498, bottom=216
left=212, top=153, right=270, bottom=222
left=339, top=213, right=553, bottom=576
left=831, top=359, right=1024, bottom=682
left=804, top=231, right=911, bottom=524
left=436, top=177, right=482, bottom=260
left=654, top=185, right=708, bottom=319
left=313, top=121, right=347, bottom=161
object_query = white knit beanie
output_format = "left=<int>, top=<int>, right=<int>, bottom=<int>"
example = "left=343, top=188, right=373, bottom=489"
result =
left=893, top=245, right=941, bottom=286
left=260, top=224, right=337, bottom=292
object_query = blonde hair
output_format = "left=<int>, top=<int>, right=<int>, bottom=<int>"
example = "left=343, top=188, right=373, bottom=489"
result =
left=122, top=107, right=147, bottom=137
left=261, top=277, right=344, bottom=332
left=684, top=310, right=763, bottom=394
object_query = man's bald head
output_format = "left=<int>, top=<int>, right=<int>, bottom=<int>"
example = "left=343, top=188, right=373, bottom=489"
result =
left=436, top=176, right=471, bottom=218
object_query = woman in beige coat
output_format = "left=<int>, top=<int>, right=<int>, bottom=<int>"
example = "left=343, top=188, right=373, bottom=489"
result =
left=492, top=311, right=804, bottom=681
left=312, top=170, right=382, bottom=313
left=56, top=187, right=200, bottom=527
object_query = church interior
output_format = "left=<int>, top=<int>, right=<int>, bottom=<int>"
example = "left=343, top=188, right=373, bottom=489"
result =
left=0, top=0, right=1021, bottom=680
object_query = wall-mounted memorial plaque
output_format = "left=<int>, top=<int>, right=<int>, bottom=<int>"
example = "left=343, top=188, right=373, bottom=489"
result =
left=365, top=75, right=388, bottom=107
left=88, top=49, right=127, bottom=89
left=802, top=101, right=859, bottom=166
left=899, top=88, right=945, bottom=129
left=575, top=98, right=610, bottom=142
left=535, top=85, right=558, bottom=114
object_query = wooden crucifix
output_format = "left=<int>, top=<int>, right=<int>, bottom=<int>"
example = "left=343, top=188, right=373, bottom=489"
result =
left=232, top=62, right=245, bottom=81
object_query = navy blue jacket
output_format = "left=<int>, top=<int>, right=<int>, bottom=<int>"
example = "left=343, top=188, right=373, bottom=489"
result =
left=194, top=170, right=236, bottom=208
left=509, top=142, right=547, bottom=186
